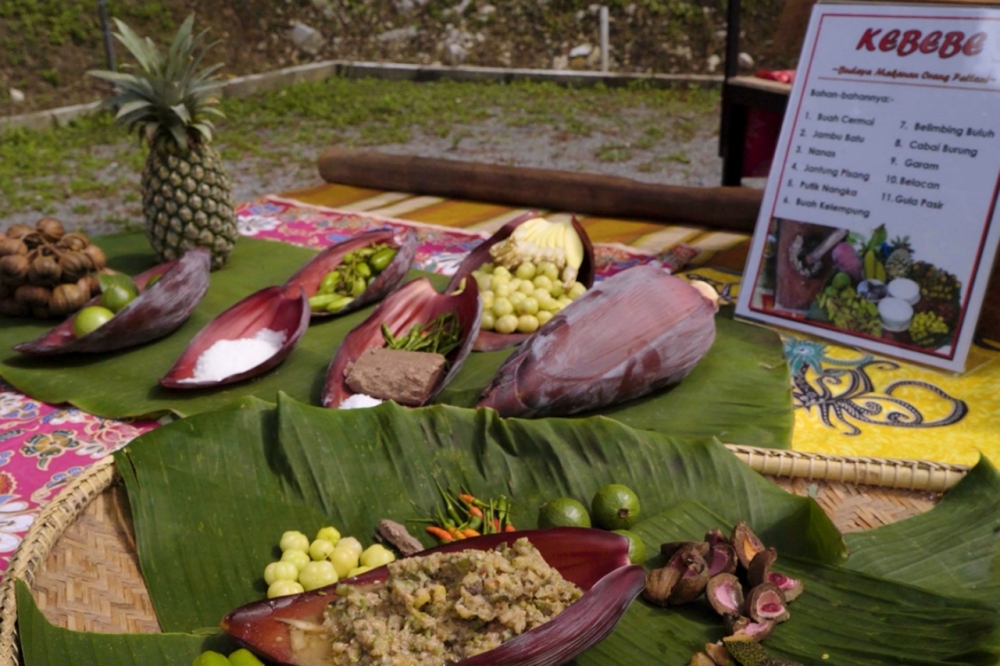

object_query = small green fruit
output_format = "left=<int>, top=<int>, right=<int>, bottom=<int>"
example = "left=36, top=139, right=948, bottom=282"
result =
left=191, top=651, right=229, bottom=666
left=612, top=529, right=647, bottom=564
left=538, top=497, right=591, bottom=529
left=592, top=484, right=641, bottom=530
left=72, top=306, right=115, bottom=338
left=99, top=283, right=136, bottom=313
left=228, top=649, right=265, bottom=666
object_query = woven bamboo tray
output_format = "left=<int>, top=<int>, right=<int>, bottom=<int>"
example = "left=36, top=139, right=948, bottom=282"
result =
left=0, top=447, right=971, bottom=666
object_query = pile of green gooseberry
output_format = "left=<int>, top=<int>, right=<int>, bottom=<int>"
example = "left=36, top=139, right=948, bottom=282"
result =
left=309, top=243, right=398, bottom=314
left=191, top=648, right=264, bottom=666
left=471, top=261, right=587, bottom=334
left=72, top=273, right=161, bottom=338
left=263, top=526, right=396, bottom=598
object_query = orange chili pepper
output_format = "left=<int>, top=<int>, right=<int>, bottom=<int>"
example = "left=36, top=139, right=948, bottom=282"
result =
left=504, top=523, right=516, bottom=532
left=494, top=518, right=501, bottom=532
left=462, top=528, right=480, bottom=538
left=458, top=493, right=477, bottom=505
left=468, top=505, right=483, bottom=519
left=426, top=526, right=453, bottom=542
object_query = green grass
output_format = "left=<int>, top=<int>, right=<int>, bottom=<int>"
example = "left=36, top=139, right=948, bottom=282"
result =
left=0, top=76, right=719, bottom=215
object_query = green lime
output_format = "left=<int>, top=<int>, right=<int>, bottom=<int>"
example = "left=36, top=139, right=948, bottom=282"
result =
left=99, top=283, right=136, bottom=313
left=72, top=305, right=115, bottom=338
left=612, top=529, right=647, bottom=564
left=591, top=484, right=641, bottom=530
left=191, top=651, right=230, bottom=666
left=831, top=272, right=851, bottom=289
left=228, top=648, right=266, bottom=666
left=538, top=497, right=591, bottom=529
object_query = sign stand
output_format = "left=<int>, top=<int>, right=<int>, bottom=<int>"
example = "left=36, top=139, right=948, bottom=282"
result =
left=736, top=1, right=1000, bottom=373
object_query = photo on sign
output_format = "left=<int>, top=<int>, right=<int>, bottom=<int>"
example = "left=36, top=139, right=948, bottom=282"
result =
left=750, top=217, right=963, bottom=352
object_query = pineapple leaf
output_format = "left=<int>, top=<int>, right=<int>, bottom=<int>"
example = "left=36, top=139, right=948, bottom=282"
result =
left=111, top=18, right=162, bottom=76
left=192, top=122, right=214, bottom=143
left=170, top=103, right=192, bottom=125
left=165, top=16, right=196, bottom=84
left=168, top=124, right=189, bottom=153
left=115, top=99, right=153, bottom=120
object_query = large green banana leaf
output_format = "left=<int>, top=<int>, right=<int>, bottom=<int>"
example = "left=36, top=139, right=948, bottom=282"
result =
left=585, top=504, right=1000, bottom=665
left=8, top=395, right=973, bottom=666
left=16, top=581, right=235, bottom=664
left=0, top=233, right=792, bottom=447
left=842, top=456, right=1000, bottom=605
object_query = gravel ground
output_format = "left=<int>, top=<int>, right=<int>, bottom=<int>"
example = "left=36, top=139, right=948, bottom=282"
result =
left=5, top=101, right=738, bottom=238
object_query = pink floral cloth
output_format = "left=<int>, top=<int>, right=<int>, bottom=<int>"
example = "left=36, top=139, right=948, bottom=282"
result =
left=0, top=196, right=693, bottom=573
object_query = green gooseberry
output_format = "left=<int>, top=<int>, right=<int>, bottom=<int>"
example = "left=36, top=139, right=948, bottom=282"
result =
left=72, top=306, right=115, bottom=338
left=99, top=283, right=136, bottom=313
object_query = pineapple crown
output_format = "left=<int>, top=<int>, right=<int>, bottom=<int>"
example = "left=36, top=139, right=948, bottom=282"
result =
left=87, top=15, right=225, bottom=153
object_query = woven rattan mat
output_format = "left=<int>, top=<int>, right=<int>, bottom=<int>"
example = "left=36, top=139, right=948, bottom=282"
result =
left=28, top=474, right=940, bottom=634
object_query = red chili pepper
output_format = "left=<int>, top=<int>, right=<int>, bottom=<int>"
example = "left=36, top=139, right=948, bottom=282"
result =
left=494, top=517, right=501, bottom=532
left=426, top=526, right=453, bottom=542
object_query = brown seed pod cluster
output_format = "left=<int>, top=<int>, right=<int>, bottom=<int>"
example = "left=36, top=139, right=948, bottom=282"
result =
left=643, top=522, right=805, bottom=666
left=0, top=218, right=105, bottom=318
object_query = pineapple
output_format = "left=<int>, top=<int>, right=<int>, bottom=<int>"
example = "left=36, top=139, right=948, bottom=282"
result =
left=884, top=247, right=912, bottom=279
left=88, top=15, right=236, bottom=270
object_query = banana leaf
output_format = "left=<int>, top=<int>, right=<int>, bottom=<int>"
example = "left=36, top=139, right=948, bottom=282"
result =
left=842, top=456, right=1000, bottom=606
left=114, top=395, right=838, bottom=633
left=15, top=581, right=234, bottom=664
left=0, top=233, right=793, bottom=447
left=82, top=394, right=999, bottom=665
left=586, top=502, right=1000, bottom=665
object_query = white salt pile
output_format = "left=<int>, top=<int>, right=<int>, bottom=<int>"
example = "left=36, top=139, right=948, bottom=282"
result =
left=180, top=328, right=287, bottom=383
left=340, top=393, right=384, bottom=409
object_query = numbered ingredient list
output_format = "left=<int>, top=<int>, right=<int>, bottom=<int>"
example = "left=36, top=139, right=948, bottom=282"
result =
left=737, top=3, right=1000, bottom=372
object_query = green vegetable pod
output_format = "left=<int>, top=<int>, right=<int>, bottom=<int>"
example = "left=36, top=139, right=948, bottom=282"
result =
left=283, top=228, right=418, bottom=319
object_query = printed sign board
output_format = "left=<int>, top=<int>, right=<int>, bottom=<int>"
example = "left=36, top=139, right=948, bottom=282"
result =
left=735, top=2, right=1000, bottom=372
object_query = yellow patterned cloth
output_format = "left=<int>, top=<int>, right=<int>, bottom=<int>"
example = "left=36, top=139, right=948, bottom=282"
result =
left=283, top=183, right=1000, bottom=466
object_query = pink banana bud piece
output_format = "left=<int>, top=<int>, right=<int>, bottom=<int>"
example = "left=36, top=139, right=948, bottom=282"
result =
left=222, top=528, right=645, bottom=666
left=477, top=265, right=717, bottom=417
left=14, top=248, right=211, bottom=355
left=283, top=228, right=418, bottom=318
left=159, top=285, right=310, bottom=388
left=322, top=277, right=482, bottom=408
left=446, top=212, right=596, bottom=351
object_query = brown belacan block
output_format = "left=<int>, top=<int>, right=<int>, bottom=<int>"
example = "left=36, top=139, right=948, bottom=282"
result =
left=345, top=347, right=447, bottom=406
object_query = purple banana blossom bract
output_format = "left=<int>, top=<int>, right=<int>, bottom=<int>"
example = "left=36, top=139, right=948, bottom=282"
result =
left=13, top=247, right=211, bottom=355
left=222, top=528, right=645, bottom=666
left=159, top=285, right=310, bottom=388
left=477, top=265, right=717, bottom=417
left=446, top=212, right=595, bottom=352
left=323, top=276, right=481, bottom=408
left=283, top=228, right=418, bottom=318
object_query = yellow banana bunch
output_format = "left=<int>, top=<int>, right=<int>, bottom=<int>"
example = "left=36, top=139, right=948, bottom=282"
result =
left=489, top=217, right=584, bottom=285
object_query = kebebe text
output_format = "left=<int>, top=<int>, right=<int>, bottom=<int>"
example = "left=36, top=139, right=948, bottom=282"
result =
left=855, top=28, right=987, bottom=58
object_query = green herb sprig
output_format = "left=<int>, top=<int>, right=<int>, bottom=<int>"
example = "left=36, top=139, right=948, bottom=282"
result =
left=382, top=312, right=462, bottom=357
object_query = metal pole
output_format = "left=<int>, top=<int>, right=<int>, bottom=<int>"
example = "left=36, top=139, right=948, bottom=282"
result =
left=97, top=0, right=117, bottom=72
left=599, top=6, right=609, bottom=73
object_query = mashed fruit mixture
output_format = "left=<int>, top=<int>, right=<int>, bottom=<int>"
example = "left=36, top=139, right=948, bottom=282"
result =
left=289, top=537, right=582, bottom=665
